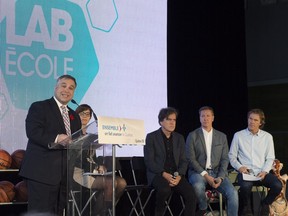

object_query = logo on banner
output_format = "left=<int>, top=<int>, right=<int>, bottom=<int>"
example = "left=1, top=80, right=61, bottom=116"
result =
left=98, top=116, right=145, bottom=145
left=0, top=0, right=105, bottom=110
left=102, top=124, right=127, bottom=134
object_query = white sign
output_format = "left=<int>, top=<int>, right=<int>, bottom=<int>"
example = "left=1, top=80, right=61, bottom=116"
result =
left=98, top=116, right=145, bottom=145
left=242, top=173, right=262, bottom=181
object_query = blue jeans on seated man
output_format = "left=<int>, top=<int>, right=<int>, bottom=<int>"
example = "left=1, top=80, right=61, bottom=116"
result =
left=188, top=171, right=238, bottom=216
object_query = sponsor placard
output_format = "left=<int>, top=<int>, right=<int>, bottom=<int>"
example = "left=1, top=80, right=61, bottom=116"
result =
left=98, top=116, right=145, bottom=145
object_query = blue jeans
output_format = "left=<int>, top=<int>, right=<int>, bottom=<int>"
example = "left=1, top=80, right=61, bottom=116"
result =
left=188, top=172, right=238, bottom=216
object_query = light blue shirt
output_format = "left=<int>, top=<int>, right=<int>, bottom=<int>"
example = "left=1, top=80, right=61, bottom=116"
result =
left=228, top=128, right=275, bottom=175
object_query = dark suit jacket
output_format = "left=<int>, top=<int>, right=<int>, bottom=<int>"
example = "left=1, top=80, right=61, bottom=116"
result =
left=144, top=128, right=188, bottom=185
left=185, top=127, right=229, bottom=179
left=19, top=97, right=81, bottom=185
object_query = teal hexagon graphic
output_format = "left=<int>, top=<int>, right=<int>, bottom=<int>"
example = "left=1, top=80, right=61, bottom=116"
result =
left=86, top=0, right=118, bottom=32
left=0, top=0, right=99, bottom=110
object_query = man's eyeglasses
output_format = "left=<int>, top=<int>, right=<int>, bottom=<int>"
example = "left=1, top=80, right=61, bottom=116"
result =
left=79, top=111, right=91, bottom=117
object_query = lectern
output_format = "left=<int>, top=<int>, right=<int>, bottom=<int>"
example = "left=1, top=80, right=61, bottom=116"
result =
left=50, top=116, right=145, bottom=216
left=50, top=121, right=113, bottom=216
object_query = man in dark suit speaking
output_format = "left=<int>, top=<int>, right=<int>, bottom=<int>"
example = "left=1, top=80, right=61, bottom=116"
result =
left=144, top=107, right=196, bottom=216
left=19, top=75, right=81, bottom=215
left=185, top=106, right=238, bottom=216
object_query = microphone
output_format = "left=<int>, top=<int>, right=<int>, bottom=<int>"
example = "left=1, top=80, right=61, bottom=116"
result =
left=71, top=99, right=98, bottom=121
left=92, top=110, right=98, bottom=121
left=173, top=171, right=179, bottom=179
left=71, top=99, right=79, bottom=106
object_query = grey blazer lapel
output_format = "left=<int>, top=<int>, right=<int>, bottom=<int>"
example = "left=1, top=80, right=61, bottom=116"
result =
left=198, top=129, right=207, bottom=158
left=211, top=130, right=220, bottom=166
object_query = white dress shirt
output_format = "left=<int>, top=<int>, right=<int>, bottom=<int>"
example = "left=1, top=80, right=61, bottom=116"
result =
left=202, top=128, right=213, bottom=170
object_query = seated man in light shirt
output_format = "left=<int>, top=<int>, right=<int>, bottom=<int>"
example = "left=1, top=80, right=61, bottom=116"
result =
left=229, top=108, right=282, bottom=216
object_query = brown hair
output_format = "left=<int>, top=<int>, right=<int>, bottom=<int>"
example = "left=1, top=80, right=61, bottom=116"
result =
left=198, top=106, right=214, bottom=116
left=248, top=108, right=265, bottom=129
left=57, top=75, right=77, bottom=87
left=75, top=104, right=93, bottom=118
left=158, top=107, right=178, bottom=125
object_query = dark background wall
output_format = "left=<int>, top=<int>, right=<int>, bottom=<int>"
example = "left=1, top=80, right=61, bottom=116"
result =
left=245, top=0, right=288, bottom=171
left=167, top=0, right=288, bottom=172
left=167, top=0, right=248, bottom=143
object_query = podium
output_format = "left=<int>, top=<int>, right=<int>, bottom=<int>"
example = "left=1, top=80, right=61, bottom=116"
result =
left=49, top=116, right=145, bottom=216
left=50, top=121, right=113, bottom=216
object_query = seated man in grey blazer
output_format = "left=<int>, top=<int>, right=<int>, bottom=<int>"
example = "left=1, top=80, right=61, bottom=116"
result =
left=185, top=106, right=238, bottom=216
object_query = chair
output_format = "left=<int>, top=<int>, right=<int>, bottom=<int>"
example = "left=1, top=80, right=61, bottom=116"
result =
left=70, top=156, right=118, bottom=216
left=118, top=156, right=186, bottom=216
left=117, top=156, right=155, bottom=216
left=206, top=189, right=224, bottom=216
left=130, top=157, right=186, bottom=216
left=228, top=170, right=268, bottom=215
left=163, top=191, right=185, bottom=216
left=70, top=189, right=100, bottom=216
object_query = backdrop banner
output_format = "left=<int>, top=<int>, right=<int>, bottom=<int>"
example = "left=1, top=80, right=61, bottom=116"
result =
left=0, top=0, right=167, bottom=156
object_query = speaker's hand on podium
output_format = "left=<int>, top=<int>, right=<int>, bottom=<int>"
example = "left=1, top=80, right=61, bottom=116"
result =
left=57, top=134, right=72, bottom=146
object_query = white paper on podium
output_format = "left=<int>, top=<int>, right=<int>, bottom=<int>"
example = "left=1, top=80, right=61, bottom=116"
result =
left=242, top=173, right=262, bottom=181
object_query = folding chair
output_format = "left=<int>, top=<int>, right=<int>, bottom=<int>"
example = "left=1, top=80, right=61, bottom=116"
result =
left=229, top=169, right=268, bottom=215
left=163, top=191, right=185, bottom=216
left=131, top=157, right=186, bottom=216
left=206, top=189, right=224, bottom=216
left=70, top=189, right=100, bottom=216
left=70, top=156, right=116, bottom=216
left=118, top=157, right=155, bottom=216
left=229, top=169, right=268, bottom=198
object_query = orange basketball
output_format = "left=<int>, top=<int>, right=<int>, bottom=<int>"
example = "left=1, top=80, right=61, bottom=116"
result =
left=0, top=181, right=15, bottom=201
left=15, top=181, right=28, bottom=202
left=0, top=149, right=12, bottom=169
left=0, top=188, right=9, bottom=203
left=11, top=149, right=25, bottom=169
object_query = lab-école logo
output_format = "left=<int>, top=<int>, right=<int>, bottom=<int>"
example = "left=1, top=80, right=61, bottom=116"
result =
left=0, top=0, right=100, bottom=110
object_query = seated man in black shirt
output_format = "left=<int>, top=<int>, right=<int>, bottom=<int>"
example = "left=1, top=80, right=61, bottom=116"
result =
left=144, top=107, right=197, bottom=216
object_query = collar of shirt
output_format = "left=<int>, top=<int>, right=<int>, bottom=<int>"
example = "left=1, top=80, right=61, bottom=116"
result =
left=54, top=96, right=68, bottom=112
left=245, top=128, right=261, bottom=136
left=161, top=129, right=173, bottom=140
left=202, top=127, right=213, bottom=136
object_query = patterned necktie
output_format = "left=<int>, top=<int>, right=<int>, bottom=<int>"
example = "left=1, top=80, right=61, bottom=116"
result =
left=61, top=105, right=71, bottom=136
